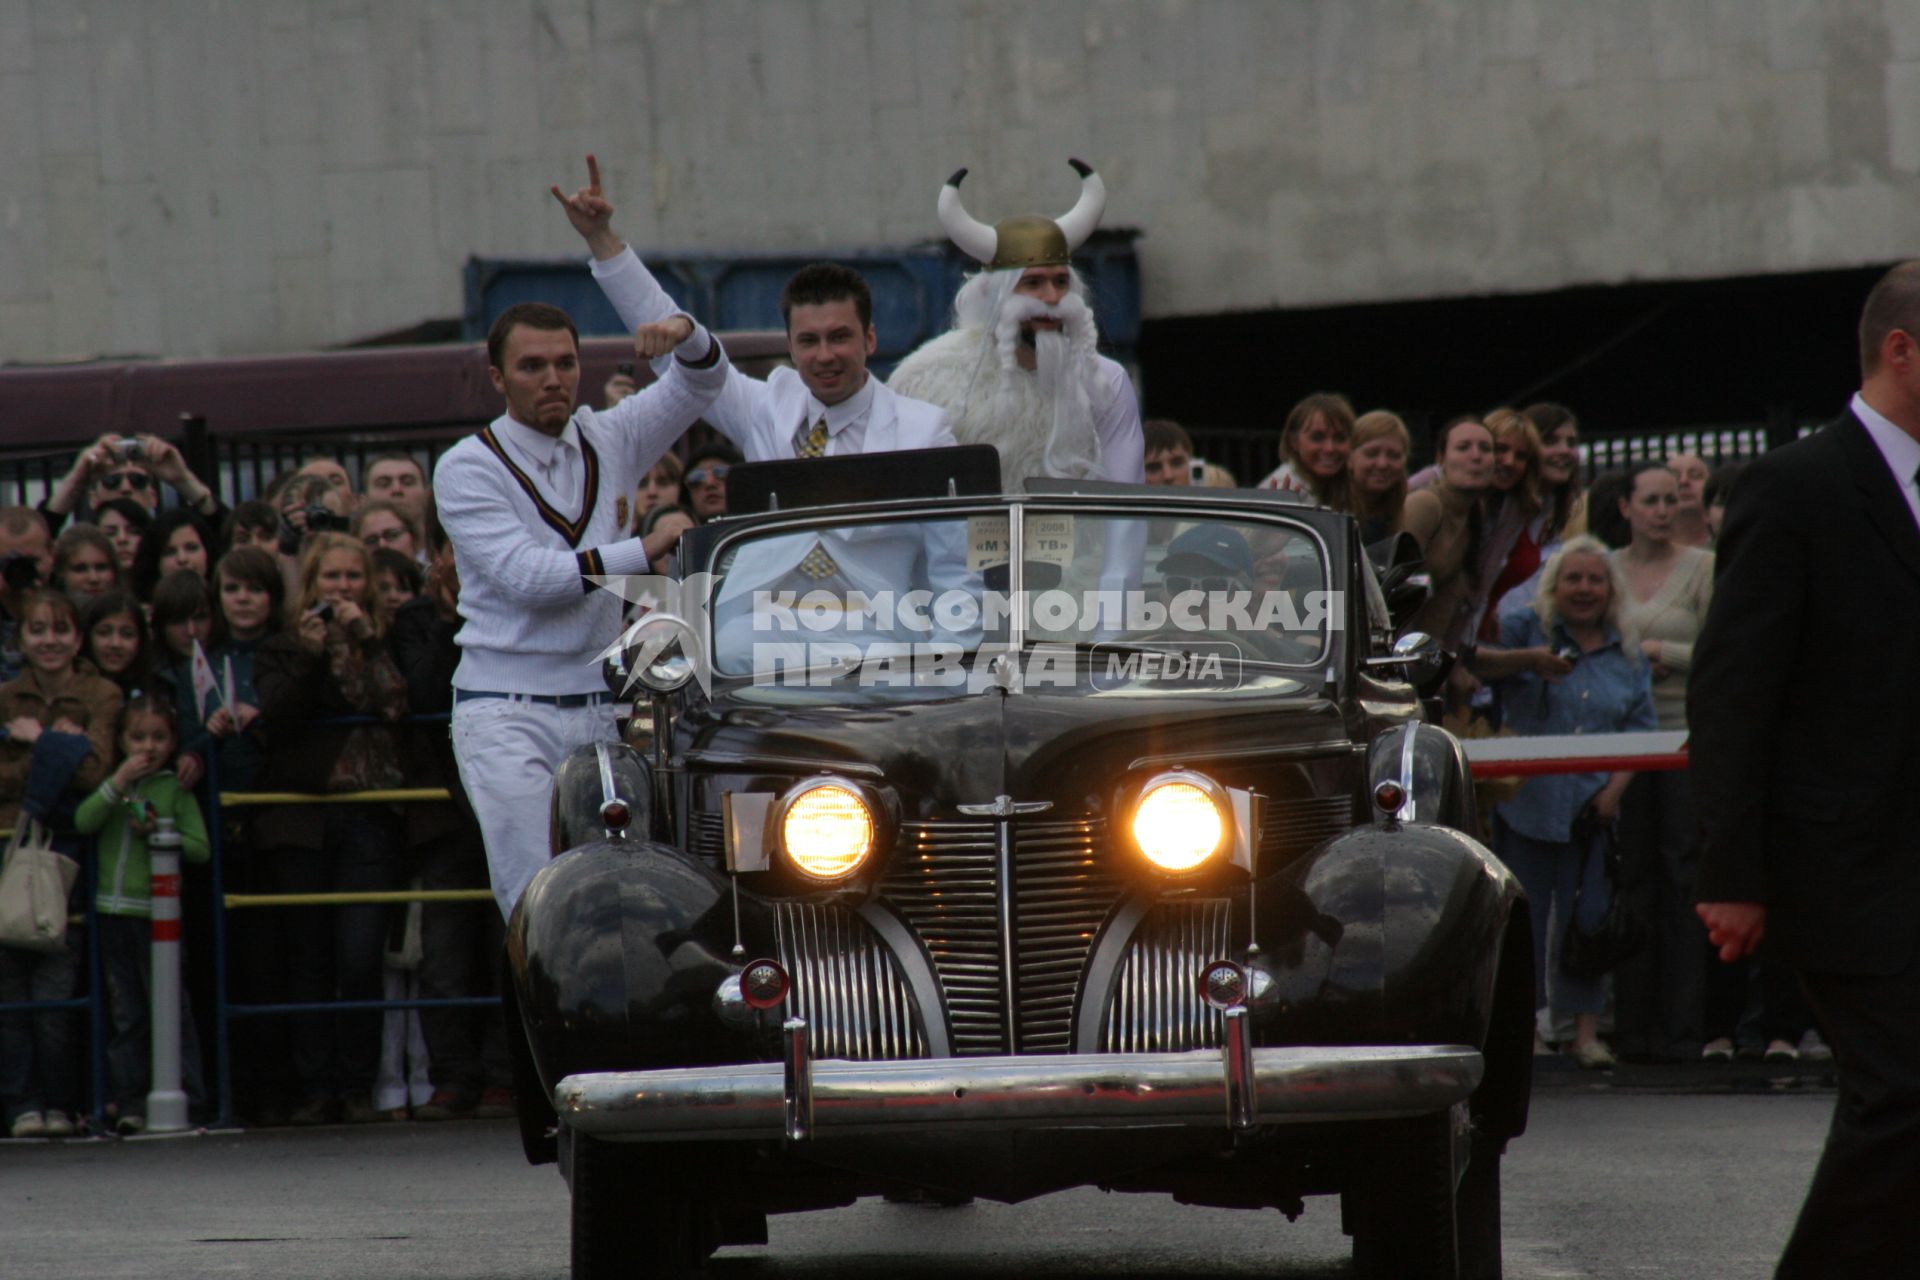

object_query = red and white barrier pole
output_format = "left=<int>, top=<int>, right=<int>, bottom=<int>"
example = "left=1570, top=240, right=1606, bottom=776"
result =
left=147, top=816, right=189, bottom=1133
left=1463, top=730, right=1690, bottom=779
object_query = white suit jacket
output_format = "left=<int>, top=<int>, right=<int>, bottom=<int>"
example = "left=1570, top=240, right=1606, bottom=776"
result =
left=590, top=248, right=956, bottom=461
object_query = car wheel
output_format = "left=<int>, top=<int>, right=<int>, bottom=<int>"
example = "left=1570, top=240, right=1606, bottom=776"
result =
left=567, top=1128, right=706, bottom=1279
left=1347, top=1108, right=1462, bottom=1280
left=1454, top=1127, right=1504, bottom=1280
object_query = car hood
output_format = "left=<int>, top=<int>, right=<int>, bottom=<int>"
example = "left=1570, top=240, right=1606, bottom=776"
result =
left=682, top=674, right=1349, bottom=818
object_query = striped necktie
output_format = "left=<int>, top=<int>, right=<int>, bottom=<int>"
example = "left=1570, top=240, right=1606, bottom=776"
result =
left=796, top=416, right=839, bottom=578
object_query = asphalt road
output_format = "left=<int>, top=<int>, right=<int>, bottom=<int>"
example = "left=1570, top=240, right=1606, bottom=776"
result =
left=2, top=1085, right=1831, bottom=1280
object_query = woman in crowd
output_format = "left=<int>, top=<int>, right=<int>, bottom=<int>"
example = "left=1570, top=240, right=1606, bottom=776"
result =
left=131, top=509, right=215, bottom=601
left=81, top=590, right=153, bottom=695
left=94, top=498, right=151, bottom=574
left=1474, top=410, right=1547, bottom=644
left=1480, top=536, right=1657, bottom=1069
left=1607, top=461, right=1715, bottom=1063
left=1347, top=410, right=1412, bottom=543
left=1258, top=392, right=1353, bottom=510
left=254, top=533, right=409, bottom=1126
left=52, top=525, right=123, bottom=606
left=680, top=442, right=741, bottom=524
left=1525, top=403, right=1589, bottom=545
left=1399, top=415, right=1496, bottom=654
left=0, top=589, right=122, bottom=1138
left=353, top=501, right=423, bottom=563
left=201, top=546, right=286, bottom=1123
left=629, top=450, right=685, bottom=532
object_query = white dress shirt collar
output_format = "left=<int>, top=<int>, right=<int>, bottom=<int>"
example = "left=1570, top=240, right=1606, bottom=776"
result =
left=1851, top=392, right=1920, bottom=531
left=805, top=373, right=876, bottom=439
left=498, top=413, right=579, bottom=472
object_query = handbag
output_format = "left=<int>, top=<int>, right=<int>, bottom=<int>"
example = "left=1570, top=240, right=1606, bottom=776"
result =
left=1559, top=811, right=1647, bottom=980
left=0, top=818, right=82, bottom=954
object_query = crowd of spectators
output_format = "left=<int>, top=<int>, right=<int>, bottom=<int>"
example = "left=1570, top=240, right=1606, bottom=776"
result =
left=1204, top=393, right=1806, bottom=1072
left=1, top=438, right=512, bottom=1137
left=0, top=405, right=1794, bottom=1137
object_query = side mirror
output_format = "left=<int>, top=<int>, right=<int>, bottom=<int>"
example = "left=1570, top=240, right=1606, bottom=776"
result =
left=1366, top=631, right=1447, bottom=689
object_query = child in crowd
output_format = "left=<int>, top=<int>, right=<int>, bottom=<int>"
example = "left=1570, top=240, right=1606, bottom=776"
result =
left=370, top=548, right=422, bottom=631
left=73, top=691, right=211, bottom=1134
left=148, top=571, right=216, bottom=792
left=82, top=590, right=153, bottom=695
left=0, top=589, right=122, bottom=1138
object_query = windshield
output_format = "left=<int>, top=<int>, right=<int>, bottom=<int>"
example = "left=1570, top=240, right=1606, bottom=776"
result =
left=705, top=505, right=1334, bottom=691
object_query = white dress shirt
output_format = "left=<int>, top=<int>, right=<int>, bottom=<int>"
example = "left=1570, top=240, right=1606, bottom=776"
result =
left=434, top=326, right=728, bottom=694
left=1852, top=391, right=1920, bottom=534
left=797, top=374, right=876, bottom=456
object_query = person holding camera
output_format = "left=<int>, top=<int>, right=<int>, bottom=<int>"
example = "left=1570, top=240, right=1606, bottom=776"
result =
left=40, top=434, right=225, bottom=536
left=252, top=533, right=410, bottom=1124
left=1479, top=535, right=1657, bottom=1070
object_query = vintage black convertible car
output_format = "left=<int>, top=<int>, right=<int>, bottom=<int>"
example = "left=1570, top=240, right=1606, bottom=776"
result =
left=504, top=449, right=1533, bottom=1279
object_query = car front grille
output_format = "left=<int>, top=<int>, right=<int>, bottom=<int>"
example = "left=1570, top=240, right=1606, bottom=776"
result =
left=772, top=902, right=927, bottom=1060
left=883, top=817, right=1122, bottom=1056
left=1099, top=899, right=1234, bottom=1052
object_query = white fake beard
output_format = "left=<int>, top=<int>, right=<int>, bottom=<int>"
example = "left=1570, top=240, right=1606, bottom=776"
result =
left=980, top=292, right=1100, bottom=481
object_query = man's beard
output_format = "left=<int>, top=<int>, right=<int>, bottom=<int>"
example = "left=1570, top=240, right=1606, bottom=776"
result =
left=985, top=291, right=1101, bottom=480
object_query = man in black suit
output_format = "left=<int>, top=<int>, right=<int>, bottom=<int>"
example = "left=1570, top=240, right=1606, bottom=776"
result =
left=1692, top=259, right=1920, bottom=1277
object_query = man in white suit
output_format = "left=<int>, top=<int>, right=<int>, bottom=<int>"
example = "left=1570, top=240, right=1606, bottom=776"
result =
left=551, top=156, right=957, bottom=465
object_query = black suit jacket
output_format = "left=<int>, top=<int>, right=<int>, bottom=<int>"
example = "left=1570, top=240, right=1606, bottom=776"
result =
left=1690, top=410, right=1920, bottom=976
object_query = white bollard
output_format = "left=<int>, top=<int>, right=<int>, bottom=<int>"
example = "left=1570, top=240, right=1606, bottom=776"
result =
left=146, top=816, right=190, bottom=1133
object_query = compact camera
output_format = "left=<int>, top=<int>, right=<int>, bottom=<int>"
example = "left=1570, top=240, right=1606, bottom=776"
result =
left=311, top=600, right=335, bottom=624
left=304, top=504, right=351, bottom=534
left=114, top=438, right=145, bottom=461
left=1555, top=644, right=1582, bottom=665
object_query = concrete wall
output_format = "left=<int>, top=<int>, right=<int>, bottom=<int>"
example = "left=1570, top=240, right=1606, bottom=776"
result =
left=4, top=0, right=1918, bottom=362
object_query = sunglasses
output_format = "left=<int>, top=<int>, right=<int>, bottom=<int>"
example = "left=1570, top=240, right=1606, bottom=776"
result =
left=98, top=471, right=152, bottom=492
left=687, top=465, right=730, bottom=486
left=1165, top=574, right=1242, bottom=596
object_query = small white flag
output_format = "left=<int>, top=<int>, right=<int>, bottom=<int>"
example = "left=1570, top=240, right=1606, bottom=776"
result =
left=190, top=639, right=227, bottom=717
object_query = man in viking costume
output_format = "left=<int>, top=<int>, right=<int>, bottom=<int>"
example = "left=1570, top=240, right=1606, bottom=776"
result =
left=889, top=159, right=1145, bottom=486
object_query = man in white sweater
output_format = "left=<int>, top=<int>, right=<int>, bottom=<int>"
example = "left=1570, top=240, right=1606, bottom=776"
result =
left=435, top=300, right=726, bottom=917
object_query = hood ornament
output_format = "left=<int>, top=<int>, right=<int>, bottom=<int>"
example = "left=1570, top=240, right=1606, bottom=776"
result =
left=958, top=795, right=1055, bottom=818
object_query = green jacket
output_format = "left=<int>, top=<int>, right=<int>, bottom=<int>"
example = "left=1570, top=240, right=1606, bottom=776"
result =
left=74, top=772, right=211, bottom=918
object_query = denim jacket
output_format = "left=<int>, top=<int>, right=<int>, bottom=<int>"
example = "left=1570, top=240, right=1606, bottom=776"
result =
left=1492, top=609, right=1658, bottom=843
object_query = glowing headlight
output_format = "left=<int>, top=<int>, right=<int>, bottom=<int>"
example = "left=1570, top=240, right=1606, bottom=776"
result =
left=781, top=782, right=875, bottom=880
left=1132, top=773, right=1228, bottom=873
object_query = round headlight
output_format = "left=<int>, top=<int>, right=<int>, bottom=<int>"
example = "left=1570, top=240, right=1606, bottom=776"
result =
left=781, top=781, right=875, bottom=880
left=1132, top=772, right=1228, bottom=873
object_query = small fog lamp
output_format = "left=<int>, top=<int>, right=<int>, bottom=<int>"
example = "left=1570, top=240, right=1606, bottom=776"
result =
left=780, top=781, right=875, bottom=880
left=1199, top=959, right=1247, bottom=1011
left=1372, top=780, right=1407, bottom=818
left=741, top=960, right=790, bottom=1011
left=1132, top=772, right=1229, bottom=873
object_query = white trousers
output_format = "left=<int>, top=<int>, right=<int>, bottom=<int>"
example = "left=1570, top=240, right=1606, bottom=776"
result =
left=451, top=696, right=619, bottom=919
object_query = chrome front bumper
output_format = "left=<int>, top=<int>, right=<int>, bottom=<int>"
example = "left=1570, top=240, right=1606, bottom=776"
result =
left=556, top=1041, right=1483, bottom=1142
